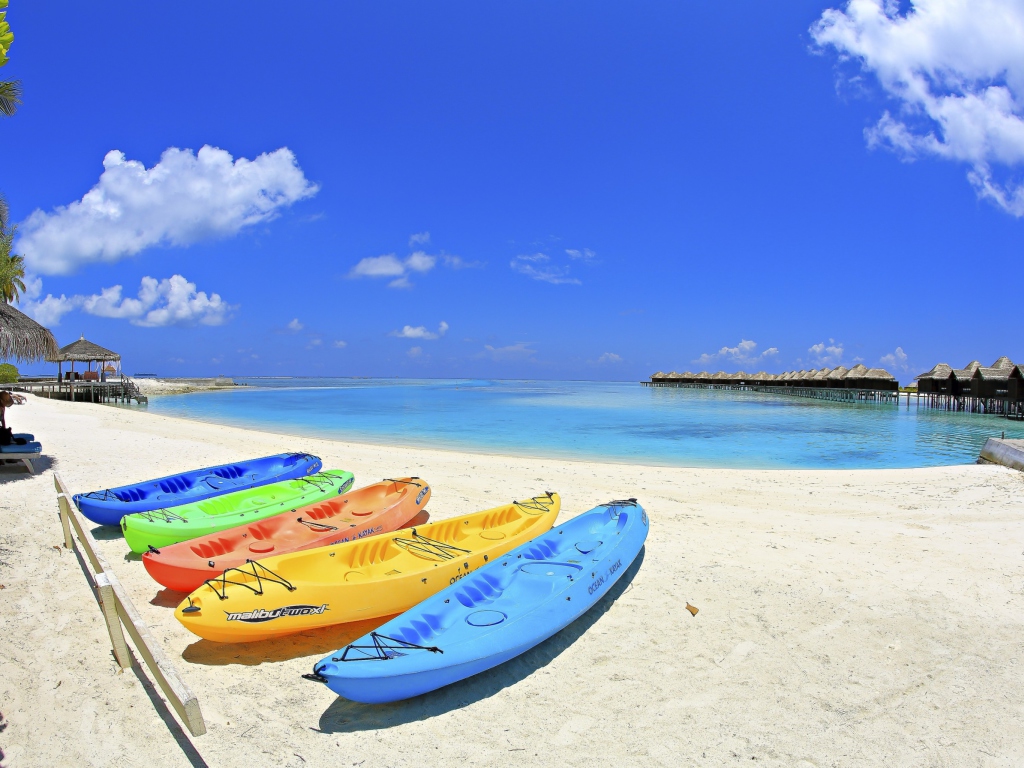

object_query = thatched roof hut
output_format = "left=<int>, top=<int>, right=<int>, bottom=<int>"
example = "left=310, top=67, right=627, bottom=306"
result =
left=0, top=302, right=59, bottom=363
left=47, top=336, right=120, bottom=364
left=827, top=366, right=849, bottom=381
left=915, top=363, right=952, bottom=381
left=711, top=371, right=730, bottom=381
left=990, top=356, right=1015, bottom=370
left=46, top=336, right=122, bottom=381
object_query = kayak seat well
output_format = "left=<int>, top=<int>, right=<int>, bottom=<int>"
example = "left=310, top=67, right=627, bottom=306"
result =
left=115, top=488, right=149, bottom=502
left=212, top=465, right=247, bottom=480
left=158, top=476, right=195, bottom=494
left=189, top=537, right=236, bottom=558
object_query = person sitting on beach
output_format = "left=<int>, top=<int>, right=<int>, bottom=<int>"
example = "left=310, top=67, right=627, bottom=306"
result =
left=0, top=390, right=25, bottom=431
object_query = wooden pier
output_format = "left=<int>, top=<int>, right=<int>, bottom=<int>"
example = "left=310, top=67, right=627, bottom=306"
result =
left=7, top=375, right=148, bottom=405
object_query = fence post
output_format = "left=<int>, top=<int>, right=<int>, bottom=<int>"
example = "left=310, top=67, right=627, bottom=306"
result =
left=58, top=494, right=73, bottom=550
left=96, top=572, right=133, bottom=669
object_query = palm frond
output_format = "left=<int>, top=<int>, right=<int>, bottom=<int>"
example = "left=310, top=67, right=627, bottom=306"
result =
left=0, top=79, right=21, bottom=117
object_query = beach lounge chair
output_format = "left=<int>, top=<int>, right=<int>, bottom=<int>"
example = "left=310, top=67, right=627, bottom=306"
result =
left=1, top=434, right=42, bottom=474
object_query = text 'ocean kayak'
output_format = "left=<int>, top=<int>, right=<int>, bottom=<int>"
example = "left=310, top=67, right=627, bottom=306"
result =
left=74, top=452, right=323, bottom=526
left=142, top=477, right=430, bottom=592
left=175, top=493, right=560, bottom=643
left=308, top=498, right=648, bottom=703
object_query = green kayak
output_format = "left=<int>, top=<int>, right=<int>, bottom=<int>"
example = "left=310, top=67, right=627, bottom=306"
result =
left=121, top=470, right=354, bottom=554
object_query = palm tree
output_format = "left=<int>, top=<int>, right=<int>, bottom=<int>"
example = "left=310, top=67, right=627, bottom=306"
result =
left=0, top=79, right=20, bottom=116
left=0, top=194, right=25, bottom=304
left=0, top=0, right=19, bottom=117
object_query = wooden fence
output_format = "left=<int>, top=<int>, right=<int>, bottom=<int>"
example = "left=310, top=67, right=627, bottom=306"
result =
left=53, top=472, right=206, bottom=737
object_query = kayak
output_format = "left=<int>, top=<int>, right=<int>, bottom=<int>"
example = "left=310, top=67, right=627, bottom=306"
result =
left=74, top=453, right=323, bottom=526
left=175, top=492, right=561, bottom=643
left=123, top=470, right=355, bottom=555
left=305, top=498, right=647, bottom=703
left=141, top=477, right=430, bottom=592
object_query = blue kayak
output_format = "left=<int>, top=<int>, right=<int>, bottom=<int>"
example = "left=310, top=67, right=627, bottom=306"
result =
left=73, top=452, right=322, bottom=526
left=308, top=498, right=648, bottom=703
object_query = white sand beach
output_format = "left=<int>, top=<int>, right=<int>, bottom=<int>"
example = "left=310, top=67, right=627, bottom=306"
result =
left=2, top=394, right=1023, bottom=768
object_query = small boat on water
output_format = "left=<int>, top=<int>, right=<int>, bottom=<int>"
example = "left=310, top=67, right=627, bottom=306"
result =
left=174, top=492, right=561, bottom=643
left=122, top=470, right=354, bottom=554
left=73, top=453, right=323, bottom=526
left=141, top=477, right=431, bottom=592
left=305, top=498, right=647, bottom=703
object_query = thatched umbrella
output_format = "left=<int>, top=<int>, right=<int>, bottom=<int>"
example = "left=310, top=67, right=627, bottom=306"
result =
left=47, top=335, right=121, bottom=381
left=0, top=302, right=59, bottom=363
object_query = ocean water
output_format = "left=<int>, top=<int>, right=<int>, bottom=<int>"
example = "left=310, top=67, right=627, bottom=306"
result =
left=144, top=378, right=1024, bottom=469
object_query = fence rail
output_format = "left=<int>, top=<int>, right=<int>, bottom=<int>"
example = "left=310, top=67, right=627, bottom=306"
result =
left=53, top=472, right=205, bottom=737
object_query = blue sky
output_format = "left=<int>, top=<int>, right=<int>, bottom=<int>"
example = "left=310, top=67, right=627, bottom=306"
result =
left=4, top=1, right=1022, bottom=382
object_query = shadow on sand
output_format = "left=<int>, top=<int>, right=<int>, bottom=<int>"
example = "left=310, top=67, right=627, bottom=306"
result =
left=314, top=546, right=646, bottom=734
left=0, top=455, right=54, bottom=482
left=181, top=615, right=397, bottom=666
left=89, top=524, right=125, bottom=541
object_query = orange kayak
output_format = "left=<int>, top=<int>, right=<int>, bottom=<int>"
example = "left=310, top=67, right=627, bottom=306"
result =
left=142, top=477, right=431, bottom=593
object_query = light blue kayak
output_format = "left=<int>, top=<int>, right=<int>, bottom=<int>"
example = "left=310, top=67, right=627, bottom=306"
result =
left=74, top=452, right=322, bottom=526
left=307, top=498, right=648, bottom=703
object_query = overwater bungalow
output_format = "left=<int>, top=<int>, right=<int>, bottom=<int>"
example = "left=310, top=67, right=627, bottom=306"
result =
left=912, top=356, right=1021, bottom=418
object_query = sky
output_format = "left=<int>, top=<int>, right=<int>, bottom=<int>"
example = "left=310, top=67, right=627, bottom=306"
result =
left=3, top=1, right=1023, bottom=382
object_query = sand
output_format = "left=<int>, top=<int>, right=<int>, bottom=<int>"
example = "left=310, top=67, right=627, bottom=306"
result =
left=2, top=394, right=1023, bottom=768
left=133, top=378, right=240, bottom=396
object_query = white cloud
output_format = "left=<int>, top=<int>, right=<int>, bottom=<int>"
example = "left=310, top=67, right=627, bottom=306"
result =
left=409, top=231, right=430, bottom=247
left=510, top=253, right=581, bottom=285
left=481, top=342, right=537, bottom=361
left=21, top=294, right=78, bottom=327
left=442, top=254, right=483, bottom=269
left=880, top=346, right=910, bottom=371
left=20, top=274, right=233, bottom=327
left=18, top=145, right=318, bottom=275
left=596, top=352, right=623, bottom=364
left=812, top=0, right=1024, bottom=216
left=349, top=251, right=437, bottom=288
left=695, top=339, right=779, bottom=367
left=566, top=248, right=596, bottom=261
left=286, top=318, right=304, bottom=332
left=391, top=320, right=449, bottom=340
left=808, top=338, right=845, bottom=365
left=407, top=346, right=423, bottom=358
left=333, top=340, right=347, bottom=349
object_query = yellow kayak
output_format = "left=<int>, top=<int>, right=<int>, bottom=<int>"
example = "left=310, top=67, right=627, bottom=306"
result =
left=175, top=492, right=560, bottom=642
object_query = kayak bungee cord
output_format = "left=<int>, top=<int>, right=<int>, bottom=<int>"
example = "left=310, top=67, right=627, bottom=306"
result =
left=382, top=477, right=425, bottom=487
left=392, top=531, right=470, bottom=561
left=334, top=632, right=444, bottom=661
left=513, top=491, right=556, bottom=514
left=296, top=473, right=348, bottom=492
left=199, top=559, right=296, bottom=600
left=295, top=517, right=338, bottom=532
left=301, top=632, right=445, bottom=683
left=131, top=507, right=187, bottom=524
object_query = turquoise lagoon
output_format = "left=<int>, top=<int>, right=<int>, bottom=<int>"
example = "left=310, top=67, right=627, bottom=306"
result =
left=145, top=378, right=1024, bottom=469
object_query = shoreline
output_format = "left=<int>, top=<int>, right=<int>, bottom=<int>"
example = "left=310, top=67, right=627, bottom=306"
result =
left=2, top=395, right=1024, bottom=766
left=141, top=385, right=1013, bottom=472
